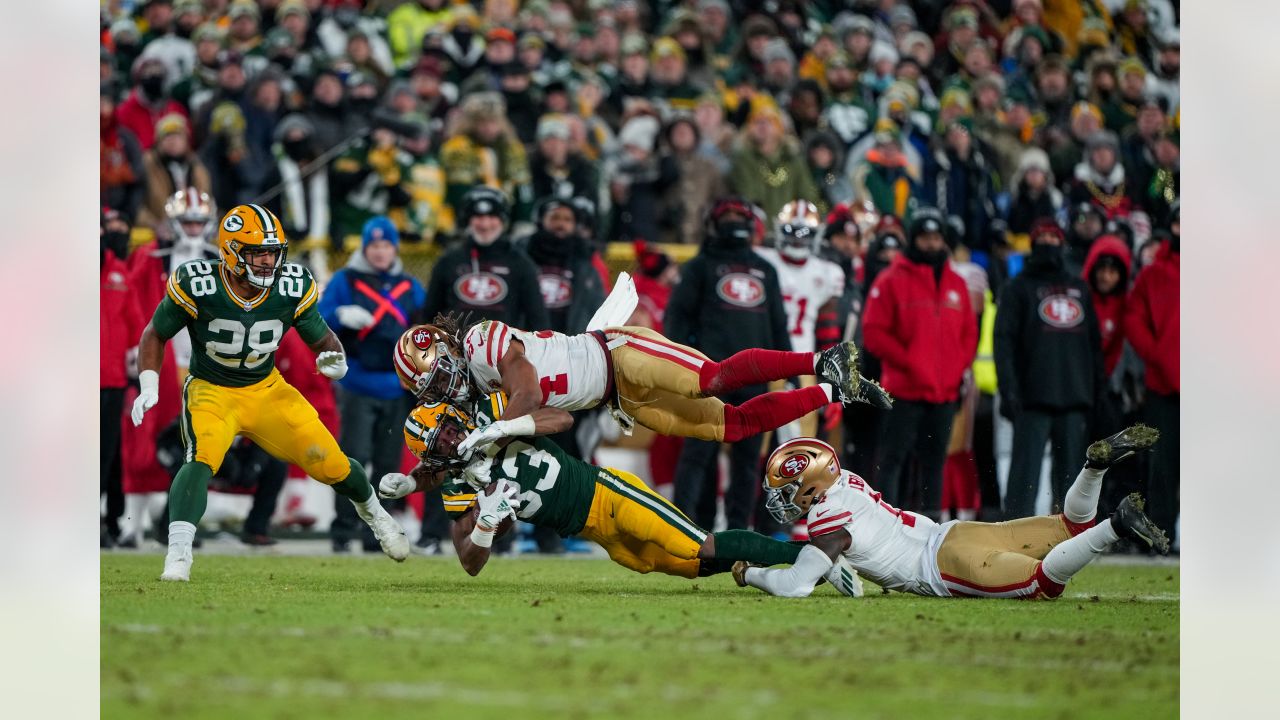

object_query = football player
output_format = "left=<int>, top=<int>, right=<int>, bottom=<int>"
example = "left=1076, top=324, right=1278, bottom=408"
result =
left=377, top=399, right=805, bottom=578
left=755, top=199, right=849, bottom=437
left=391, top=305, right=893, bottom=458
left=132, top=204, right=410, bottom=581
left=732, top=425, right=1168, bottom=599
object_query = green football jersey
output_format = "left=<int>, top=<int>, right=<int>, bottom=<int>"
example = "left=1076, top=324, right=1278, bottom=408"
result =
left=441, top=436, right=599, bottom=537
left=151, top=258, right=328, bottom=387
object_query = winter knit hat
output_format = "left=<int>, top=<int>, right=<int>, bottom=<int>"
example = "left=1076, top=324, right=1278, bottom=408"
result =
left=762, top=39, right=796, bottom=67
left=1085, top=130, right=1120, bottom=153
left=1030, top=216, right=1065, bottom=242
left=633, top=239, right=672, bottom=278
left=362, top=216, right=400, bottom=248
left=619, top=115, right=661, bottom=152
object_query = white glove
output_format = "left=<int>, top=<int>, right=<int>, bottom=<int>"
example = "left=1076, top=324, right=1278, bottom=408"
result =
left=378, top=472, right=416, bottom=500
left=474, top=478, right=520, bottom=531
left=316, top=351, right=348, bottom=380
left=335, top=305, right=376, bottom=330
left=462, top=452, right=494, bottom=490
left=457, top=415, right=536, bottom=457
left=131, top=370, right=159, bottom=427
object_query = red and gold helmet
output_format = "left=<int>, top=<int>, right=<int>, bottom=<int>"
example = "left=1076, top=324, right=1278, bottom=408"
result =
left=217, top=204, right=286, bottom=288
left=404, top=402, right=477, bottom=471
left=394, top=324, right=472, bottom=403
left=775, top=199, right=822, bottom=261
left=763, top=438, right=842, bottom=523
left=164, top=187, right=216, bottom=246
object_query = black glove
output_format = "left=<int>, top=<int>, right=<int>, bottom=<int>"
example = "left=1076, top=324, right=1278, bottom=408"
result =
left=999, top=393, right=1021, bottom=421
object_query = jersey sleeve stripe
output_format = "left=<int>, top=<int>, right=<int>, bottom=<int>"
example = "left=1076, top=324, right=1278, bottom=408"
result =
left=496, top=325, right=509, bottom=361
left=166, top=275, right=199, bottom=317
left=293, top=280, right=319, bottom=318
left=485, top=322, right=500, bottom=366
left=807, top=511, right=852, bottom=536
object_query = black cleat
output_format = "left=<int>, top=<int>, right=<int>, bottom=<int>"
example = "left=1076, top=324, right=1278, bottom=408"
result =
left=816, top=342, right=893, bottom=408
left=1111, top=493, right=1170, bottom=555
left=1086, top=424, right=1160, bottom=469
left=851, top=375, right=893, bottom=410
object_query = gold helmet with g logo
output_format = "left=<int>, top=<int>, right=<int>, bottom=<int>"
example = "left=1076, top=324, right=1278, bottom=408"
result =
left=763, top=438, right=842, bottom=523
left=404, top=402, right=477, bottom=471
left=394, top=324, right=472, bottom=403
left=218, top=204, right=287, bottom=288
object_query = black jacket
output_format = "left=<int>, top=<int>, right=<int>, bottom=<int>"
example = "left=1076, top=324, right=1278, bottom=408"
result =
left=516, top=230, right=607, bottom=335
left=993, top=260, right=1104, bottom=412
left=418, top=236, right=550, bottom=331
left=665, top=240, right=791, bottom=361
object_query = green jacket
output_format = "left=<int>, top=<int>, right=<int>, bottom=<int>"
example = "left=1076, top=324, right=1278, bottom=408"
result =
left=727, top=142, right=821, bottom=226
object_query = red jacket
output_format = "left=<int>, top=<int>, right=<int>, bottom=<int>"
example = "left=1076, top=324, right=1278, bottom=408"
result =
left=115, top=89, right=188, bottom=149
left=1124, top=241, right=1179, bottom=394
left=1082, top=234, right=1132, bottom=377
left=101, top=252, right=143, bottom=389
left=862, top=256, right=977, bottom=403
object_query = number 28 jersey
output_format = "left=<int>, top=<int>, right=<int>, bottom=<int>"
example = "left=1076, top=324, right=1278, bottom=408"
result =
left=150, top=259, right=328, bottom=387
left=461, top=320, right=610, bottom=411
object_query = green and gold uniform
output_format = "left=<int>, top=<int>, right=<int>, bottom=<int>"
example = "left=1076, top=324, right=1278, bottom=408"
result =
left=151, top=258, right=350, bottom=483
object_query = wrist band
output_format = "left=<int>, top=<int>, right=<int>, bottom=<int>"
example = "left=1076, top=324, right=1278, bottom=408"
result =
left=469, top=525, right=496, bottom=548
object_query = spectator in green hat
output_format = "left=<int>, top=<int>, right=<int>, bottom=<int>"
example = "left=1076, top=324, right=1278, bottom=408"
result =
left=821, top=52, right=876, bottom=147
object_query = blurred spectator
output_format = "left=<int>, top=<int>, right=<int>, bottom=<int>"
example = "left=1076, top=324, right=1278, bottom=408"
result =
left=260, top=114, right=330, bottom=246
left=118, top=56, right=190, bottom=150
left=662, top=114, right=725, bottom=244
left=392, top=115, right=450, bottom=243
left=409, top=57, right=455, bottom=135
left=1101, top=57, right=1148, bottom=133
left=666, top=197, right=792, bottom=532
left=1083, top=233, right=1133, bottom=423
left=1048, top=100, right=1104, bottom=183
left=138, top=0, right=196, bottom=82
left=666, top=9, right=717, bottom=90
left=101, top=208, right=143, bottom=547
left=305, top=68, right=355, bottom=153
left=137, top=113, right=212, bottom=228
left=498, top=63, right=542, bottom=146
left=330, top=120, right=413, bottom=247
left=110, top=19, right=145, bottom=81
left=925, top=118, right=996, bottom=252
left=440, top=92, right=532, bottom=221
left=459, top=26, right=518, bottom=97
left=1069, top=129, right=1134, bottom=220
left=862, top=208, right=977, bottom=518
left=629, top=240, right=678, bottom=332
left=995, top=218, right=1103, bottom=519
left=1008, top=147, right=1064, bottom=236
left=440, top=7, right=486, bottom=80
left=171, top=24, right=224, bottom=113
left=650, top=37, right=705, bottom=114
left=607, top=114, right=676, bottom=244
left=101, top=83, right=147, bottom=220
left=821, top=52, right=876, bottom=147
left=387, top=0, right=454, bottom=70
left=1148, top=28, right=1179, bottom=111
left=224, top=0, right=262, bottom=55
left=1066, top=201, right=1107, bottom=274
left=787, top=80, right=825, bottom=142
left=318, top=217, right=424, bottom=553
left=1124, top=204, right=1179, bottom=543
left=242, top=71, right=285, bottom=172
left=761, top=39, right=799, bottom=105
left=805, top=130, right=853, bottom=213
left=850, top=119, right=918, bottom=220
left=200, top=99, right=258, bottom=213
left=530, top=115, right=597, bottom=203
left=729, top=103, right=819, bottom=226
left=693, top=93, right=734, bottom=172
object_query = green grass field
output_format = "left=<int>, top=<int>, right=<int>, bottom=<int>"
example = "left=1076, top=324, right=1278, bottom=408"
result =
left=102, top=554, right=1178, bottom=720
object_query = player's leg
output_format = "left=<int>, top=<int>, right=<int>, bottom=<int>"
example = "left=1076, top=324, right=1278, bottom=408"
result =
left=163, top=376, right=240, bottom=581
left=936, top=526, right=1066, bottom=599
left=244, top=374, right=408, bottom=561
left=1063, top=423, right=1162, bottom=529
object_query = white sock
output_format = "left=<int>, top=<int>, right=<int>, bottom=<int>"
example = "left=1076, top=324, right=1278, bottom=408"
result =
left=353, top=492, right=383, bottom=520
left=813, top=353, right=821, bottom=373
left=817, top=383, right=835, bottom=402
left=167, top=521, right=196, bottom=554
left=1062, top=466, right=1106, bottom=524
left=1041, top=519, right=1119, bottom=584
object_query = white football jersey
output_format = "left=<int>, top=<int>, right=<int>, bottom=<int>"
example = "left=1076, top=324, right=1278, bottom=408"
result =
left=755, top=248, right=846, bottom=353
left=461, top=320, right=610, bottom=412
left=806, top=470, right=951, bottom=597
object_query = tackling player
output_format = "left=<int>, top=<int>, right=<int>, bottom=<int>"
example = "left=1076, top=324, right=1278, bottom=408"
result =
left=732, top=425, right=1168, bottom=599
left=131, top=204, right=410, bottom=581
left=377, top=399, right=805, bottom=579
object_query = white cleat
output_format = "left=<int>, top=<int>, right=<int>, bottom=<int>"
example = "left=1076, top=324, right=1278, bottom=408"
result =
left=356, top=501, right=410, bottom=562
left=160, top=547, right=192, bottom=582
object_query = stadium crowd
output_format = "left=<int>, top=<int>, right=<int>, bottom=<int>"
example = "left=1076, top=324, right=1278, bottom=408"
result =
left=100, top=0, right=1180, bottom=553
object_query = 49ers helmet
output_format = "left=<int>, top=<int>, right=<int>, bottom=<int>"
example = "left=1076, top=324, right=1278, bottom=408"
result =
left=762, top=438, right=842, bottom=523
left=404, top=402, right=477, bottom=471
left=394, top=324, right=472, bottom=403
left=775, top=199, right=822, bottom=261
left=217, top=204, right=287, bottom=288
left=164, top=187, right=216, bottom=246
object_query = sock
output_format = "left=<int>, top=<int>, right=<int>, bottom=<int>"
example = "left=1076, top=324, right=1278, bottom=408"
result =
left=1063, top=465, right=1106, bottom=524
left=699, top=349, right=816, bottom=396
left=697, top=557, right=736, bottom=577
left=1040, top=519, right=1120, bottom=585
left=168, top=462, right=213, bottom=525
left=330, top=457, right=373, bottom=504
left=167, top=520, right=196, bottom=552
left=712, top=529, right=803, bottom=566
left=817, top=383, right=835, bottom=402
left=722, top=385, right=829, bottom=442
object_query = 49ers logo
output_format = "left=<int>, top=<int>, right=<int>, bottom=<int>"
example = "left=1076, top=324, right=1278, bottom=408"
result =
left=779, top=455, right=810, bottom=478
left=716, top=273, right=766, bottom=307
left=538, top=274, right=572, bottom=308
left=412, top=328, right=434, bottom=349
left=454, top=272, right=508, bottom=306
left=1038, top=295, right=1085, bottom=328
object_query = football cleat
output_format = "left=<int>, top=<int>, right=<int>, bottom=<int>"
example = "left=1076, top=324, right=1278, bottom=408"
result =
left=851, top=375, right=893, bottom=410
left=815, top=342, right=861, bottom=403
left=731, top=561, right=758, bottom=588
left=159, top=546, right=193, bottom=582
left=1086, top=424, right=1160, bottom=469
left=1110, top=493, right=1170, bottom=555
left=355, top=500, right=411, bottom=562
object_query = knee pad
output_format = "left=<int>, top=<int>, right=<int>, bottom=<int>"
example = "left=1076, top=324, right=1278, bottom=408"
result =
left=308, top=447, right=354, bottom=485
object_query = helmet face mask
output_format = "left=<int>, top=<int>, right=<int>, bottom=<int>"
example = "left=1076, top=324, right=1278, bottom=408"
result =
left=218, top=204, right=287, bottom=289
left=762, top=438, right=842, bottom=524
left=395, top=325, right=473, bottom=404
left=775, top=199, right=822, bottom=261
left=404, top=402, right=478, bottom=471
left=164, top=188, right=216, bottom=248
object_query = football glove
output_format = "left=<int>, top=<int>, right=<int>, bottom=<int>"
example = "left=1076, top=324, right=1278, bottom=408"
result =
left=316, top=351, right=348, bottom=380
left=462, top=451, right=494, bottom=490
left=378, top=472, right=416, bottom=500
left=456, top=415, right=535, bottom=457
left=131, top=370, right=159, bottom=427
left=335, top=305, right=376, bottom=330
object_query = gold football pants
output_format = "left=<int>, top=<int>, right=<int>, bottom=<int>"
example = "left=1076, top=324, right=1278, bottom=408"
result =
left=935, top=516, right=1075, bottom=598
left=605, top=327, right=727, bottom=442
left=579, top=468, right=707, bottom=579
left=179, top=368, right=351, bottom=483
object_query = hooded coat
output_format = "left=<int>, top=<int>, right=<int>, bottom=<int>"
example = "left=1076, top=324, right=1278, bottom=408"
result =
left=1124, top=240, right=1179, bottom=395
left=1082, top=234, right=1132, bottom=376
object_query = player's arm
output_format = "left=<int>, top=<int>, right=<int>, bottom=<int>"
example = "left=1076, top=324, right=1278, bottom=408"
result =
left=132, top=269, right=196, bottom=426
left=291, top=266, right=349, bottom=379
left=450, top=510, right=491, bottom=577
left=736, top=530, right=852, bottom=598
left=495, top=339, right=543, bottom=418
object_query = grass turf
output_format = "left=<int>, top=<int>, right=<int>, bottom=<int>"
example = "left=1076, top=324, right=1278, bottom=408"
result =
left=102, top=554, right=1178, bottom=720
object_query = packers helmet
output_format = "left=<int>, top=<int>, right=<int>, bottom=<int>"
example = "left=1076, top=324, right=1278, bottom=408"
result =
left=218, top=203, right=287, bottom=288
left=394, top=324, right=472, bottom=403
left=164, top=187, right=216, bottom=246
left=762, top=438, right=842, bottom=523
left=775, top=199, right=822, bottom=261
left=404, top=402, right=477, bottom=471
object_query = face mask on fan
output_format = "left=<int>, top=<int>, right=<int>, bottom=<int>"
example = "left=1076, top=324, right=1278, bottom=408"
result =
left=714, top=220, right=752, bottom=248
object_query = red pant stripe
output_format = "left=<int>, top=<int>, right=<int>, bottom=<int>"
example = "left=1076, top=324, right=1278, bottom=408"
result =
left=621, top=335, right=705, bottom=372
